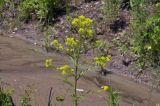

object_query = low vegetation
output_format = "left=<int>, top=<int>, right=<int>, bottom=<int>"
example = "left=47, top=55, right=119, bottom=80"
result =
left=0, top=0, right=160, bottom=106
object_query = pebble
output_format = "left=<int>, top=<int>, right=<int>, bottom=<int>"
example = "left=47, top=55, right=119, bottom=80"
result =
left=14, top=27, right=18, bottom=31
left=9, top=35, right=14, bottom=38
left=76, top=88, right=84, bottom=92
left=34, top=42, right=37, bottom=45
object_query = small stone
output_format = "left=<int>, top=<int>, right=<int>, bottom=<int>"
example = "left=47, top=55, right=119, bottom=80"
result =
left=34, top=42, right=37, bottom=45
left=9, top=35, right=14, bottom=38
left=76, top=88, right=84, bottom=92
left=14, top=27, right=18, bottom=31
left=95, top=2, right=99, bottom=5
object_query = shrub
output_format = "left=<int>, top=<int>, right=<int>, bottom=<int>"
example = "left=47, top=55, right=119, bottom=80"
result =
left=101, top=0, right=121, bottom=25
left=0, top=88, right=12, bottom=106
left=19, top=0, right=66, bottom=23
left=130, top=0, right=160, bottom=68
left=0, top=81, right=14, bottom=106
left=20, top=86, right=33, bottom=106
left=0, top=0, right=5, bottom=8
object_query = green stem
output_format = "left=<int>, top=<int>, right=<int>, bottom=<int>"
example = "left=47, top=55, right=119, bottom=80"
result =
left=101, top=66, right=104, bottom=73
left=66, top=0, right=71, bottom=17
left=74, top=59, right=78, bottom=106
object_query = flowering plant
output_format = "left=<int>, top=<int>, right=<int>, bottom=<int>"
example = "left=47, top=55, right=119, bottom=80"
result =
left=45, top=15, right=111, bottom=106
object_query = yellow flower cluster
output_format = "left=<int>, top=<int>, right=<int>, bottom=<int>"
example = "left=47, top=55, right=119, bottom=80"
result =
left=87, top=29, right=93, bottom=37
left=51, top=39, right=63, bottom=50
left=72, top=15, right=93, bottom=27
left=65, top=37, right=78, bottom=47
left=57, top=65, right=74, bottom=75
left=102, top=85, right=109, bottom=91
left=95, top=55, right=111, bottom=67
left=45, top=59, right=52, bottom=68
left=72, top=15, right=93, bottom=38
left=78, top=28, right=85, bottom=35
left=98, top=85, right=109, bottom=93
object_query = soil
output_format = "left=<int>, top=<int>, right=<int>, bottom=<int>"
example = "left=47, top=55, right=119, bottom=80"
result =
left=0, top=32, right=160, bottom=106
left=0, top=0, right=160, bottom=106
left=7, top=0, right=155, bottom=87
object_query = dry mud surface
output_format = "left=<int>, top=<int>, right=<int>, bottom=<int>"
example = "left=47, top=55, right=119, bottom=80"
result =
left=0, top=35, right=160, bottom=106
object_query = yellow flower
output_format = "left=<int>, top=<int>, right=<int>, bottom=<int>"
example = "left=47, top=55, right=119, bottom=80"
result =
left=45, top=59, right=52, bottom=68
left=87, top=29, right=93, bottom=37
left=51, top=39, right=63, bottom=50
left=57, top=65, right=74, bottom=75
left=94, top=55, right=111, bottom=67
left=106, top=55, right=111, bottom=61
left=72, top=16, right=93, bottom=28
left=79, top=21, right=86, bottom=27
left=102, top=85, right=109, bottom=91
left=78, top=28, right=85, bottom=35
left=65, top=37, right=78, bottom=47
left=101, top=56, right=106, bottom=60
left=85, top=18, right=93, bottom=23
left=58, top=44, right=63, bottom=50
left=94, top=57, right=99, bottom=61
left=78, top=15, right=85, bottom=20
left=51, top=39, right=58, bottom=46
left=72, top=18, right=79, bottom=26
left=84, top=18, right=93, bottom=27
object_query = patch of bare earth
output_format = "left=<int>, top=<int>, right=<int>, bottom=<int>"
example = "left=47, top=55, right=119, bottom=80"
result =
left=0, top=0, right=160, bottom=106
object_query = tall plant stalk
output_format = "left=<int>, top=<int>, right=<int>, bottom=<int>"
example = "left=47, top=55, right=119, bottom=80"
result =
left=45, top=16, right=99, bottom=106
left=74, top=60, right=78, bottom=106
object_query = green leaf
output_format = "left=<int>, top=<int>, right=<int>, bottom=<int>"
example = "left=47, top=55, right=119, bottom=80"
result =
left=56, top=96, right=65, bottom=102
